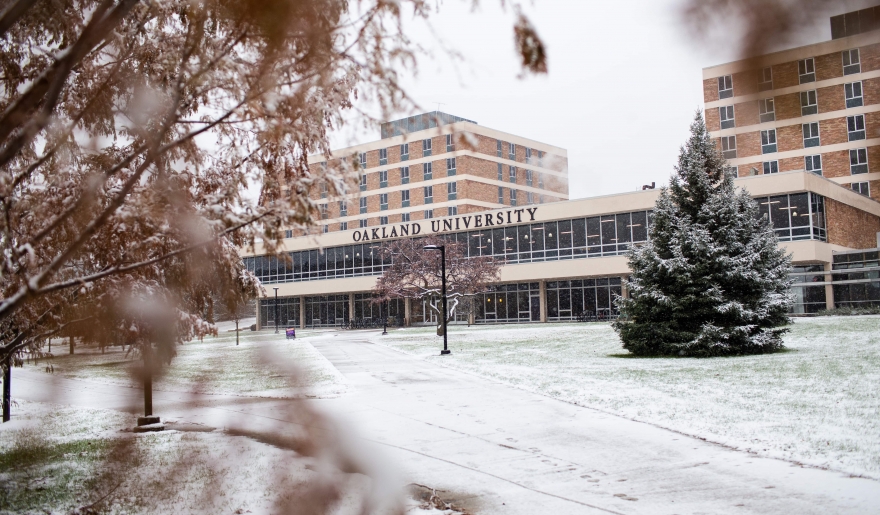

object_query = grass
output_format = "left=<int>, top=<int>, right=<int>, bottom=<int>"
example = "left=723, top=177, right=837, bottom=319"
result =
left=42, top=329, right=345, bottom=398
left=374, top=316, right=880, bottom=479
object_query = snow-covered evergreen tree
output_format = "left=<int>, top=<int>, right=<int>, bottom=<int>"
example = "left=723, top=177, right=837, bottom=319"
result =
left=613, top=112, right=793, bottom=357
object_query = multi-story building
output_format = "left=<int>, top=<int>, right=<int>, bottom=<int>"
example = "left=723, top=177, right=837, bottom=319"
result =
left=302, top=111, right=569, bottom=234
left=703, top=5, right=880, bottom=201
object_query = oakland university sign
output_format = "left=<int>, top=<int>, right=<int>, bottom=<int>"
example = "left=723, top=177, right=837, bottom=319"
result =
left=351, top=207, right=540, bottom=242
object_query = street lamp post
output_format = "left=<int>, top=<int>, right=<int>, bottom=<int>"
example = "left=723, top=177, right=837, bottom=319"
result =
left=382, top=299, right=388, bottom=335
left=273, top=287, right=279, bottom=334
left=423, top=244, right=450, bottom=355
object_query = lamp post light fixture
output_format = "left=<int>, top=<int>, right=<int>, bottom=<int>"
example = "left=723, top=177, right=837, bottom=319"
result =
left=382, top=299, right=388, bottom=335
left=423, top=244, right=450, bottom=355
left=273, top=287, right=279, bottom=334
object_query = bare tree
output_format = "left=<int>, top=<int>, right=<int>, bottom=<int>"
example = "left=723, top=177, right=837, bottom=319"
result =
left=374, top=236, right=499, bottom=335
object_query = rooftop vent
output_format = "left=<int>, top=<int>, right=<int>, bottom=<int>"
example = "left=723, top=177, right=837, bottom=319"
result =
left=380, top=111, right=476, bottom=139
left=831, top=5, right=880, bottom=39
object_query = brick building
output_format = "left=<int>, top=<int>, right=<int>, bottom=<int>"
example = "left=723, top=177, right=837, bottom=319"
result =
left=302, top=111, right=569, bottom=234
left=703, top=5, right=880, bottom=201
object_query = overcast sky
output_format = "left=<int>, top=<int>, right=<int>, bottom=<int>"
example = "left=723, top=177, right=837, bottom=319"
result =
left=332, top=0, right=856, bottom=200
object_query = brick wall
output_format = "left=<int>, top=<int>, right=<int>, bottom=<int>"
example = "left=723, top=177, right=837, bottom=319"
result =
left=869, top=146, right=880, bottom=172
left=737, top=131, right=761, bottom=158
left=819, top=117, right=848, bottom=145
left=705, top=108, right=721, bottom=131
left=703, top=78, right=719, bottom=103
left=815, top=51, right=843, bottom=81
left=777, top=123, right=803, bottom=152
left=775, top=92, right=800, bottom=121
left=826, top=198, right=880, bottom=249
left=861, top=43, right=880, bottom=73
left=823, top=149, right=850, bottom=178
left=865, top=77, right=880, bottom=106
left=772, top=61, right=799, bottom=89
left=735, top=100, right=759, bottom=127
left=817, top=84, right=845, bottom=113
left=779, top=156, right=804, bottom=172
left=732, top=69, right=758, bottom=97
left=867, top=111, right=880, bottom=140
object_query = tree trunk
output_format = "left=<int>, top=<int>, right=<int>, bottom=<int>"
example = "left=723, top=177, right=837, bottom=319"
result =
left=235, top=318, right=239, bottom=346
left=143, top=344, right=152, bottom=417
left=69, top=336, right=74, bottom=355
left=2, top=357, right=10, bottom=423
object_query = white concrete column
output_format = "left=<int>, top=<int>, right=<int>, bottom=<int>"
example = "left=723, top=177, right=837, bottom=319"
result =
left=255, top=298, right=262, bottom=331
left=539, top=280, right=547, bottom=322
left=404, top=297, right=411, bottom=326
left=824, top=262, right=835, bottom=311
left=299, top=296, right=306, bottom=329
left=349, top=293, right=355, bottom=324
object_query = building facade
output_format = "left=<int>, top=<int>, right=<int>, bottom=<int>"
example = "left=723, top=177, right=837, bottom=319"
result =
left=245, top=170, right=880, bottom=329
left=301, top=111, right=569, bottom=235
left=703, top=6, right=880, bottom=201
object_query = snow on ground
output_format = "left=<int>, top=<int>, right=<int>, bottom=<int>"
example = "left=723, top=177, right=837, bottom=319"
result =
left=43, top=329, right=346, bottom=398
left=372, top=316, right=880, bottom=479
left=0, top=400, right=420, bottom=514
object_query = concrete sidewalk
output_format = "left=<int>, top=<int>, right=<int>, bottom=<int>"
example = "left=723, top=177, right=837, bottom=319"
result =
left=307, top=333, right=880, bottom=515
left=8, top=331, right=880, bottom=514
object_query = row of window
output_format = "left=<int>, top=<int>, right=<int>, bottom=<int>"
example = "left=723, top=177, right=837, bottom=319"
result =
left=719, top=81, right=866, bottom=131
left=718, top=48, right=862, bottom=99
left=357, top=160, right=551, bottom=193
left=719, top=116, right=868, bottom=161
left=248, top=194, right=827, bottom=284
left=356, top=137, right=546, bottom=169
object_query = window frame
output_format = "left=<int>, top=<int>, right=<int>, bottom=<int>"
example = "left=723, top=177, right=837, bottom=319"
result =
left=805, top=154, right=822, bottom=175
left=359, top=196, right=367, bottom=214
left=798, top=57, right=816, bottom=83
left=800, top=90, right=818, bottom=116
left=509, top=188, right=517, bottom=206
left=508, top=142, right=516, bottom=161
left=803, top=122, right=820, bottom=148
left=843, top=48, right=861, bottom=75
left=400, top=143, right=409, bottom=161
left=379, top=193, right=388, bottom=211
left=759, top=67, right=773, bottom=91
left=424, top=162, right=432, bottom=180
left=446, top=157, right=456, bottom=176
left=380, top=216, right=388, bottom=225
left=761, top=129, right=777, bottom=154
left=424, top=209, right=433, bottom=219
left=721, top=135, right=737, bottom=159
left=845, top=81, right=863, bottom=108
left=759, top=98, right=775, bottom=123
left=448, top=206, right=458, bottom=217
left=339, top=200, right=347, bottom=217
left=378, top=148, right=387, bottom=165
left=850, top=148, right=868, bottom=175
left=422, top=138, right=432, bottom=156
left=762, top=160, right=779, bottom=174
left=447, top=181, right=457, bottom=200
left=400, top=166, right=410, bottom=184
left=378, top=169, right=388, bottom=188
left=720, top=105, right=735, bottom=129
left=424, top=185, right=433, bottom=204
left=358, top=152, right=367, bottom=169
left=847, top=114, right=866, bottom=141
left=401, top=189, right=410, bottom=208
left=718, top=75, right=733, bottom=99
left=446, top=134, right=454, bottom=152
left=509, top=166, right=517, bottom=183
left=852, top=182, right=870, bottom=196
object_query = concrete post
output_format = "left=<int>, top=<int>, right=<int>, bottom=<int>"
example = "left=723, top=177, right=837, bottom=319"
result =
left=404, top=297, right=411, bottom=326
left=824, top=262, right=835, bottom=311
left=620, top=275, right=629, bottom=298
left=299, top=296, right=306, bottom=329
left=255, top=298, right=262, bottom=331
left=349, top=293, right=355, bottom=324
left=539, top=280, right=547, bottom=322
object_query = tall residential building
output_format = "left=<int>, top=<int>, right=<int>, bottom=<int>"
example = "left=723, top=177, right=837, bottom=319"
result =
left=703, top=5, right=880, bottom=202
left=302, top=111, right=568, bottom=233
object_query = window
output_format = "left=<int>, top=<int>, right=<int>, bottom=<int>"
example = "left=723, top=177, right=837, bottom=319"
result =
left=498, top=186, right=504, bottom=204
left=803, top=123, right=820, bottom=147
left=447, top=181, right=457, bottom=200
left=340, top=221, right=348, bottom=231
left=359, top=197, right=367, bottom=214
left=509, top=188, right=517, bottom=206
left=525, top=169, right=533, bottom=187
left=424, top=162, right=432, bottom=180
left=401, top=212, right=410, bottom=222
left=847, top=114, right=866, bottom=141
left=761, top=129, right=777, bottom=154
left=360, top=173, right=367, bottom=191
left=446, top=158, right=456, bottom=176
left=800, top=90, right=817, bottom=116
left=378, top=170, right=388, bottom=188
left=538, top=172, right=544, bottom=189
left=497, top=163, right=503, bottom=181
left=526, top=191, right=534, bottom=204
left=323, top=224, right=329, bottom=234
left=359, top=218, right=368, bottom=228
left=496, top=139, right=502, bottom=157
left=843, top=48, right=861, bottom=75
left=424, top=209, right=433, bottom=219
left=339, top=201, right=347, bottom=217
left=448, top=206, right=458, bottom=216
left=380, top=216, right=388, bottom=225
left=320, top=182, right=328, bottom=199
left=805, top=155, right=822, bottom=175
left=719, top=105, right=735, bottom=129
left=509, top=166, right=517, bottom=183
left=319, top=204, right=328, bottom=219
left=401, top=189, right=410, bottom=207
left=759, top=98, right=775, bottom=123
left=359, top=152, right=367, bottom=169
left=424, top=185, right=433, bottom=204
left=850, top=148, right=868, bottom=174
left=845, top=81, right=863, bottom=108
left=508, top=142, right=516, bottom=160
left=763, top=160, right=779, bottom=174
left=422, top=138, right=432, bottom=156
left=378, top=148, right=387, bottom=165
left=284, top=229, right=293, bottom=239
left=400, top=166, right=410, bottom=184
left=526, top=147, right=532, bottom=164
left=721, top=135, right=736, bottom=159
left=852, top=182, right=870, bottom=196
left=400, top=143, right=409, bottom=161
left=718, top=75, right=733, bottom=99
left=446, top=134, right=454, bottom=152
left=798, top=58, right=815, bottom=83
left=759, top=67, right=773, bottom=91
left=379, top=193, right=388, bottom=210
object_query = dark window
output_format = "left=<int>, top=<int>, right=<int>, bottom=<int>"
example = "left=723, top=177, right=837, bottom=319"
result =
left=843, top=48, right=861, bottom=75
left=379, top=193, right=388, bottom=210
left=401, top=189, right=410, bottom=207
left=850, top=148, right=868, bottom=174
left=447, top=158, right=456, bottom=176
left=424, top=185, right=433, bottom=203
left=803, top=123, right=820, bottom=147
left=759, top=98, right=775, bottom=123
left=446, top=134, right=454, bottom=152
left=401, top=166, right=409, bottom=184
left=424, top=162, right=432, bottom=180
left=853, top=182, right=870, bottom=196
left=447, top=181, right=457, bottom=200
left=798, top=58, right=815, bottom=83
left=718, top=75, right=733, bottom=98
left=763, top=161, right=779, bottom=174
left=379, top=170, right=388, bottom=188
left=845, top=82, right=863, bottom=108
left=805, top=155, right=822, bottom=175
left=422, top=138, right=432, bottom=156
left=720, top=105, right=735, bottom=129
left=847, top=114, right=866, bottom=141
left=800, top=90, right=817, bottom=116
left=379, top=148, right=387, bottom=165
left=359, top=197, right=367, bottom=214
left=759, top=67, right=773, bottom=91
left=761, top=129, right=777, bottom=154
left=400, top=143, right=409, bottom=161
left=721, top=135, right=736, bottom=159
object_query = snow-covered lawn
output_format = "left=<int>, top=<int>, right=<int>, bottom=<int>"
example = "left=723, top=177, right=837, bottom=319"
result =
left=373, top=316, right=880, bottom=479
left=43, top=329, right=346, bottom=398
